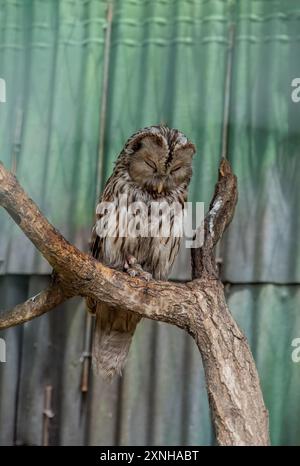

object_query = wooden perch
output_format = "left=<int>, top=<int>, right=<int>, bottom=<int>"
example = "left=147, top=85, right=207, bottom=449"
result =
left=0, top=159, right=270, bottom=446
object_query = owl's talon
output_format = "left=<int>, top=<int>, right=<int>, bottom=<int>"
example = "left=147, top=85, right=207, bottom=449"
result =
left=124, top=257, right=152, bottom=281
left=125, top=265, right=138, bottom=277
left=126, top=255, right=138, bottom=266
left=138, top=270, right=152, bottom=281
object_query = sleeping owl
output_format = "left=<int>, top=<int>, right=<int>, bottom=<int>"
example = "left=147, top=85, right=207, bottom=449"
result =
left=87, top=125, right=196, bottom=378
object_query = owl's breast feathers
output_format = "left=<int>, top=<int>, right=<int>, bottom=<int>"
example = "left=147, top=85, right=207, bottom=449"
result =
left=89, top=171, right=186, bottom=281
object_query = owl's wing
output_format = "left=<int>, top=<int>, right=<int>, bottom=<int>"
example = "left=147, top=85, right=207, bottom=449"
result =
left=89, top=224, right=102, bottom=261
left=86, top=176, right=115, bottom=313
left=89, top=171, right=117, bottom=260
left=86, top=223, right=104, bottom=314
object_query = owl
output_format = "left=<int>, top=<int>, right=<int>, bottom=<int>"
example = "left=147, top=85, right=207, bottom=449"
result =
left=87, top=125, right=196, bottom=378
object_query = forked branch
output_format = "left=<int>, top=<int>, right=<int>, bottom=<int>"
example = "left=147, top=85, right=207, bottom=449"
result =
left=0, top=159, right=269, bottom=446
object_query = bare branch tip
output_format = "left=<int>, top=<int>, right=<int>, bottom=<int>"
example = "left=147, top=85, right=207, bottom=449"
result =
left=219, top=158, right=233, bottom=178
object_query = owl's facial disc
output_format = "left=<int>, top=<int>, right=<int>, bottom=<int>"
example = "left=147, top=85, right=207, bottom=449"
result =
left=127, top=132, right=195, bottom=195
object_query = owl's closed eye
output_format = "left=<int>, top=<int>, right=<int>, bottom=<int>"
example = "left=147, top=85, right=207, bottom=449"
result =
left=127, top=130, right=195, bottom=195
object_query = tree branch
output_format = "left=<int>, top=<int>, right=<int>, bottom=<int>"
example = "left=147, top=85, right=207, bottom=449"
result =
left=0, top=160, right=270, bottom=446
left=191, top=158, right=238, bottom=279
left=0, top=284, right=67, bottom=330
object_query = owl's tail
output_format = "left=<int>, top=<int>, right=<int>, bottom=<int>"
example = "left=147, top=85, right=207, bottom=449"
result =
left=92, top=303, right=141, bottom=379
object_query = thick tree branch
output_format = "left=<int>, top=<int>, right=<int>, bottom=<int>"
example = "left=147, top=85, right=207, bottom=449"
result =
left=0, top=160, right=270, bottom=446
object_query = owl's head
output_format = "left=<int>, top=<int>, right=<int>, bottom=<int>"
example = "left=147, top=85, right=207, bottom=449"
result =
left=121, top=125, right=196, bottom=196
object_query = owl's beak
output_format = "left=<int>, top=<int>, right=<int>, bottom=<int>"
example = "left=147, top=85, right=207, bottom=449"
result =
left=157, top=181, right=164, bottom=194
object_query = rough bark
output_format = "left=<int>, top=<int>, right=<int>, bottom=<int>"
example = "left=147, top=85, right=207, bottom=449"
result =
left=0, top=159, right=270, bottom=446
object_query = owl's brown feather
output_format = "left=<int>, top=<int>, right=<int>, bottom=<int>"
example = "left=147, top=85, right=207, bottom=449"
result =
left=87, top=125, right=195, bottom=379
left=92, top=304, right=141, bottom=378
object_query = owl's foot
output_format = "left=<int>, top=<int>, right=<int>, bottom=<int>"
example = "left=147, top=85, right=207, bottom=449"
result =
left=124, top=255, right=152, bottom=281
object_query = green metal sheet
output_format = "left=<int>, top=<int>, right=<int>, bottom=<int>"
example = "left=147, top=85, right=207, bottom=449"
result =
left=0, top=0, right=229, bottom=274
left=222, top=0, right=300, bottom=283
left=0, top=0, right=107, bottom=273
left=1, top=0, right=299, bottom=282
left=0, top=0, right=300, bottom=448
left=228, top=284, right=300, bottom=446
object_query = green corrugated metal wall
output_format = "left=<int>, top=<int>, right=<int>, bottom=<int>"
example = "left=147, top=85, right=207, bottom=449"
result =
left=1, top=0, right=300, bottom=446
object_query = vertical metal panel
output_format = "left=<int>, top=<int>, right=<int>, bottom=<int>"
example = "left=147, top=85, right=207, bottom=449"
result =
left=15, top=276, right=54, bottom=445
left=88, top=319, right=212, bottom=446
left=14, top=276, right=89, bottom=445
left=228, top=284, right=300, bottom=446
left=0, top=276, right=27, bottom=446
left=55, top=296, right=89, bottom=446
left=88, top=376, right=120, bottom=446
left=0, top=0, right=107, bottom=274
left=222, top=0, right=300, bottom=283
